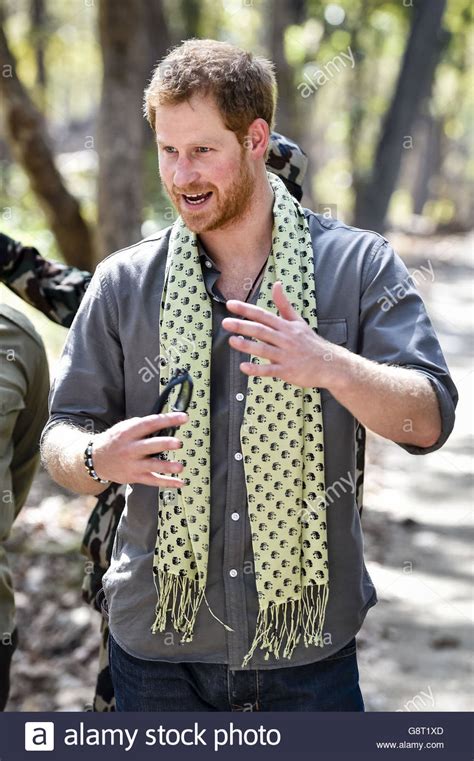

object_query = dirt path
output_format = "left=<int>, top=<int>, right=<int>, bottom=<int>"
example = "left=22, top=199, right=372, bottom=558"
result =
left=358, top=232, right=473, bottom=712
left=6, top=477, right=99, bottom=711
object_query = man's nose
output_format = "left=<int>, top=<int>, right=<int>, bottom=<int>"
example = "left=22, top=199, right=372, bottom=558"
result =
left=173, top=157, right=200, bottom=190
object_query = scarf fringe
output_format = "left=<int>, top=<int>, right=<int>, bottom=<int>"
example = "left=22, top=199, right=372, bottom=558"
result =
left=241, top=583, right=329, bottom=668
left=151, top=570, right=205, bottom=644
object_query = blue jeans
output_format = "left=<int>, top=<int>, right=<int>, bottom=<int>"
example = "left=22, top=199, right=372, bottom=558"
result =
left=109, top=634, right=364, bottom=712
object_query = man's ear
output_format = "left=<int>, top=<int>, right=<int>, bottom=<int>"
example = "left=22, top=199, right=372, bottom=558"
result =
left=243, top=118, right=270, bottom=160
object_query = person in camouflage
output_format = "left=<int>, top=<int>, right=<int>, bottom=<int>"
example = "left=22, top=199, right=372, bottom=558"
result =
left=0, top=235, right=91, bottom=329
left=0, top=306, right=49, bottom=710
left=0, top=132, right=365, bottom=711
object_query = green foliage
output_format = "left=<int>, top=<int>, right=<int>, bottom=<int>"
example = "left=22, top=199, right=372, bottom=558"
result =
left=4, top=0, right=100, bottom=120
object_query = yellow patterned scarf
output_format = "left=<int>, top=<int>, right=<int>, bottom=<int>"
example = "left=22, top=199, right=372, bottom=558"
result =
left=152, top=172, right=328, bottom=667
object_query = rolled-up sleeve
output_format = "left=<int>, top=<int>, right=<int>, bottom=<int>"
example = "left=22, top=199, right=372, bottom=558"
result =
left=41, top=265, right=125, bottom=443
left=358, top=239, right=457, bottom=455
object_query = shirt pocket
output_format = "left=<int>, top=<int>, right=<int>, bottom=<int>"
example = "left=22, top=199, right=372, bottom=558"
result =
left=0, top=387, right=26, bottom=446
left=317, top=318, right=348, bottom=346
left=0, top=388, right=25, bottom=540
left=316, top=318, right=348, bottom=402
left=0, top=387, right=26, bottom=417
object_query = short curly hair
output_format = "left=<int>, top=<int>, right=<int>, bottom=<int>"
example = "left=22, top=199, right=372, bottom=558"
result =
left=144, top=38, right=277, bottom=144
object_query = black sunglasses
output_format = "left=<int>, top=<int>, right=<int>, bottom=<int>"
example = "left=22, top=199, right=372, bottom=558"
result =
left=150, top=367, right=193, bottom=439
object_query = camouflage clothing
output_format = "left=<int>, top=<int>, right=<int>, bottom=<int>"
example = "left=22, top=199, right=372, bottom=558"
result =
left=80, top=483, right=126, bottom=612
left=266, top=132, right=308, bottom=202
left=0, top=131, right=365, bottom=711
left=80, top=482, right=125, bottom=711
left=0, top=233, right=90, bottom=329
left=355, top=422, right=366, bottom=519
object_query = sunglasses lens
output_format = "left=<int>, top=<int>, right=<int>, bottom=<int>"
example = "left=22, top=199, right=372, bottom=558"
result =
left=175, top=382, right=192, bottom=411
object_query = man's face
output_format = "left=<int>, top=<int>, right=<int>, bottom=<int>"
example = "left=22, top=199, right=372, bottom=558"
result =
left=155, top=95, right=255, bottom=233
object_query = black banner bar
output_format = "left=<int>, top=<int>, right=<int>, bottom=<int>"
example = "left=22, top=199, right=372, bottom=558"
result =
left=0, top=711, right=472, bottom=760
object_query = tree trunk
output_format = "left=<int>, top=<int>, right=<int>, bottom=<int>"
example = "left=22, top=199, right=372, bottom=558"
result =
left=0, top=19, right=95, bottom=270
left=265, top=0, right=301, bottom=141
left=412, top=113, right=442, bottom=216
left=97, top=0, right=171, bottom=260
left=30, top=0, right=47, bottom=106
left=354, top=0, right=447, bottom=232
left=180, top=0, right=201, bottom=38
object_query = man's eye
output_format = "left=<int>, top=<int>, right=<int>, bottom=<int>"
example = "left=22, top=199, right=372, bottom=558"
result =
left=163, top=146, right=177, bottom=154
left=196, top=147, right=210, bottom=153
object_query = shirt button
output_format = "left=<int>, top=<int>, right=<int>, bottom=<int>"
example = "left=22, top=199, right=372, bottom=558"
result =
left=235, top=393, right=244, bottom=401
left=234, top=452, right=243, bottom=461
left=229, top=569, right=238, bottom=578
left=205, top=260, right=212, bottom=268
left=231, top=512, right=240, bottom=521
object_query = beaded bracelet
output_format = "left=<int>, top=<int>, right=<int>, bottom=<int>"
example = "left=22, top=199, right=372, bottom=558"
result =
left=83, top=441, right=110, bottom=484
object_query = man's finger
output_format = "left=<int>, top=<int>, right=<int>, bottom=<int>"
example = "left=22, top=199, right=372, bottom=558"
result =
left=128, top=412, right=188, bottom=439
left=272, top=281, right=301, bottom=321
left=138, top=472, right=186, bottom=489
left=229, top=335, right=281, bottom=362
left=225, top=299, right=283, bottom=329
left=222, top=318, right=281, bottom=346
left=136, top=445, right=185, bottom=469
left=240, top=361, right=281, bottom=377
left=134, top=436, right=183, bottom=456
left=147, top=458, right=184, bottom=474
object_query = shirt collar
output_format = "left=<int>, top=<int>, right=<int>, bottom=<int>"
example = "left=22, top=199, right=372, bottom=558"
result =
left=197, top=239, right=226, bottom=303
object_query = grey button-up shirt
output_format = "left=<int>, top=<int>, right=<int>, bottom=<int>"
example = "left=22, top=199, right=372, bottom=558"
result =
left=42, top=211, right=457, bottom=670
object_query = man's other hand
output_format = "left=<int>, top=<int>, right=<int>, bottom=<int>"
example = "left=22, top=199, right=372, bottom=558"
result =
left=93, top=412, right=188, bottom=488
